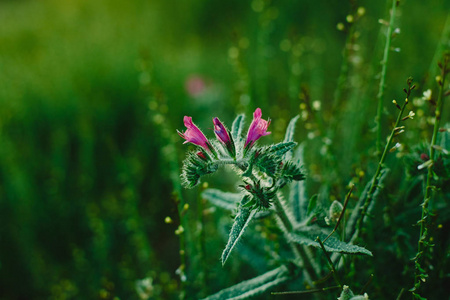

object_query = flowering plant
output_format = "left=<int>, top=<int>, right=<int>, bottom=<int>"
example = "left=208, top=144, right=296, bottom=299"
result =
left=178, top=108, right=373, bottom=299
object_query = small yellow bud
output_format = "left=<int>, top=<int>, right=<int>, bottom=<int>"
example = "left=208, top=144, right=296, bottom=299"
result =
left=183, top=203, right=189, bottom=211
left=175, top=225, right=184, bottom=235
left=312, top=100, right=321, bottom=111
left=357, top=7, right=366, bottom=16
left=202, top=182, right=209, bottom=189
left=438, top=224, right=443, bottom=229
left=346, top=15, right=354, bottom=23
left=336, top=22, right=345, bottom=31
left=164, top=216, right=173, bottom=224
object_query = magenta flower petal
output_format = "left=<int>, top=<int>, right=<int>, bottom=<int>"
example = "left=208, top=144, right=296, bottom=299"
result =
left=245, top=108, right=271, bottom=148
left=213, top=117, right=231, bottom=144
left=178, top=116, right=212, bottom=152
left=213, top=117, right=236, bottom=157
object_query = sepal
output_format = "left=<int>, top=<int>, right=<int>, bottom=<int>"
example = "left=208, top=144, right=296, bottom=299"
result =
left=240, top=181, right=276, bottom=210
left=181, top=150, right=218, bottom=188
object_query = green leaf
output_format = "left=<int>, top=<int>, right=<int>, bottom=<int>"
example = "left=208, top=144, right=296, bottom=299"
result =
left=306, top=194, right=318, bottom=217
left=283, top=115, right=300, bottom=160
left=281, top=161, right=305, bottom=181
left=222, top=200, right=257, bottom=265
left=290, top=225, right=372, bottom=256
left=289, top=145, right=308, bottom=222
left=202, top=189, right=241, bottom=211
left=201, top=265, right=290, bottom=300
left=254, top=152, right=281, bottom=178
left=283, top=115, right=300, bottom=143
left=231, top=114, right=245, bottom=148
left=268, top=142, right=297, bottom=157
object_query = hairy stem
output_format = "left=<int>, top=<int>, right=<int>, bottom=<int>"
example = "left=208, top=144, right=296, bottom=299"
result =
left=273, top=193, right=319, bottom=282
left=376, top=0, right=398, bottom=157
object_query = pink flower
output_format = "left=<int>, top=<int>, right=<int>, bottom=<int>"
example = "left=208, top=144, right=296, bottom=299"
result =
left=245, top=108, right=271, bottom=149
left=213, top=117, right=235, bottom=157
left=178, top=116, right=213, bottom=152
left=213, top=117, right=231, bottom=144
left=185, top=75, right=206, bottom=97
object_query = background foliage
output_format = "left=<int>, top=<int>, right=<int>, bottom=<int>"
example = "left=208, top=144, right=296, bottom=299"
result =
left=0, top=0, right=449, bottom=299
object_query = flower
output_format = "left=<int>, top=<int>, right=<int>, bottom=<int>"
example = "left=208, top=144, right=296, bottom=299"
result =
left=245, top=108, right=271, bottom=149
left=185, top=75, right=207, bottom=97
left=213, top=117, right=231, bottom=144
left=213, top=117, right=236, bottom=157
left=178, top=116, right=213, bottom=153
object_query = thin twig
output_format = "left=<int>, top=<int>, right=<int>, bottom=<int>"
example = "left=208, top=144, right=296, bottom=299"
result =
left=324, top=184, right=354, bottom=243
left=359, top=274, right=374, bottom=294
left=354, top=80, right=413, bottom=240
left=396, top=287, right=405, bottom=300
left=316, top=236, right=342, bottom=288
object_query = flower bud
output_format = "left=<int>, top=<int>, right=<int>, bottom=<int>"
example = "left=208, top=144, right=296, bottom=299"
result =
left=329, top=200, right=344, bottom=223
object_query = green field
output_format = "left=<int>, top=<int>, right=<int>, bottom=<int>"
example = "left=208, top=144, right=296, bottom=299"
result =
left=0, top=0, right=449, bottom=299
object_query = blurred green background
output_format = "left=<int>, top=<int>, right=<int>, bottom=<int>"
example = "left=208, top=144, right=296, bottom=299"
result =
left=0, top=0, right=448, bottom=299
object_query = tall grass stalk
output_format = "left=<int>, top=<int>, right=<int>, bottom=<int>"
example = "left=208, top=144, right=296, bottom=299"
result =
left=413, top=54, right=449, bottom=298
left=354, top=79, right=414, bottom=240
left=376, top=0, right=398, bottom=157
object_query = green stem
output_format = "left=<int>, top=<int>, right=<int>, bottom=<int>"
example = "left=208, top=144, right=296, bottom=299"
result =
left=271, top=286, right=341, bottom=295
left=376, top=0, right=398, bottom=157
left=316, top=237, right=342, bottom=288
left=354, top=87, right=410, bottom=240
left=273, top=193, right=319, bottom=282
left=414, top=55, right=448, bottom=295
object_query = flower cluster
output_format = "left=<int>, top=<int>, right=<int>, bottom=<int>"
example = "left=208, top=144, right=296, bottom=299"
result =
left=178, top=108, right=271, bottom=159
left=178, top=107, right=304, bottom=212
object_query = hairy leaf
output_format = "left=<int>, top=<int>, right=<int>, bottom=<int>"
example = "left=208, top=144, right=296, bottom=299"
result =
left=202, top=189, right=241, bottom=211
left=289, top=145, right=308, bottom=222
left=201, top=265, right=290, bottom=300
left=283, top=115, right=300, bottom=160
left=231, top=114, right=246, bottom=151
left=306, top=194, right=319, bottom=217
left=222, top=202, right=257, bottom=265
left=255, top=152, right=281, bottom=177
left=281, top=161, right=305, bottom=181
left=268, top=142, right=297, bottom=157
left=290, top=225, right=372, bottom=256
